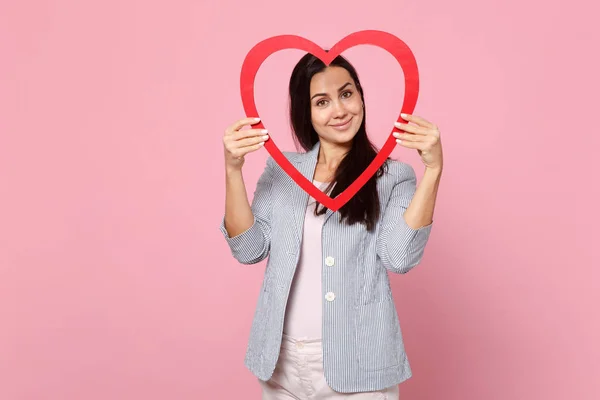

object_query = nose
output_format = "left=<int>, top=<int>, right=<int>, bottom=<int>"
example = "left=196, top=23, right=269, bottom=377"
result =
left=332, top=99, right=347, bottom=118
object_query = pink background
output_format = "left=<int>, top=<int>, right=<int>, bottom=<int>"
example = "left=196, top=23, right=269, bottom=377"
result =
left=1, top=0, right=599, bottom=399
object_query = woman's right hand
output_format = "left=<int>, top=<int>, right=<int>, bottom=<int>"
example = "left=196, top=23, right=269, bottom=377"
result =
left=223, top=117, right=269, bottom=172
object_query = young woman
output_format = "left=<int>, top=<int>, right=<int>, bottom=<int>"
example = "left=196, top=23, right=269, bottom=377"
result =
left=220, top=52, right=443, bottom=399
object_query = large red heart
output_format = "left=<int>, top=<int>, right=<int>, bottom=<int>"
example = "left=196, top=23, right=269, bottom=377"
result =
left=240, top=30, right=419, bottom=212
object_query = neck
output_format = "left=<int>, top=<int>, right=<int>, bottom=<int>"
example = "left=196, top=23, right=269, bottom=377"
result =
left=317, top=140, right=350, bottom=170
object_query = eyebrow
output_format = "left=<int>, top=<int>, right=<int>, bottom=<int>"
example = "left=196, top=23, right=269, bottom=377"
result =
left=311, top=82, right=353, bottom=100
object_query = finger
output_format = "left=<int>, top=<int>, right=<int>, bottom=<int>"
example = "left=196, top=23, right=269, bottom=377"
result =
left=232, top=128, right=269, bottom=141
left=394, top=122, right=428, bottom=136
left=226, top=117, right=262, bottom=135
left=231, top=141, right=265, bottom=158
left=393, top=132, right=424, bottom=142
left=400, top=113, right=435, bottom=129
left=232, top=134, right=269, bottom=149
left=396, top=139, right=424, bottom=149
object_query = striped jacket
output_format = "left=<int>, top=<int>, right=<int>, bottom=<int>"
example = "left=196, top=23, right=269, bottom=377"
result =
left=219, top=140, right=433, bottom=393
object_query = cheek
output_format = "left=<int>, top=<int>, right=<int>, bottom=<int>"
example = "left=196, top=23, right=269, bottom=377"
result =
left=349, top=100, right=363, bottom=115
left=311, top=108, right=330, bottom=126
left=353, top=103, right=364, bottom=126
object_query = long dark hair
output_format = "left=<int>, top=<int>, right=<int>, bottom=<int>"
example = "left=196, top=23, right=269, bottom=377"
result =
left=288, top=53, right=388, bottom=232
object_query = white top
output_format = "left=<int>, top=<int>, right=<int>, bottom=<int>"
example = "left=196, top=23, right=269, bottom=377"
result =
left=282, top=180, right=331, bottom=339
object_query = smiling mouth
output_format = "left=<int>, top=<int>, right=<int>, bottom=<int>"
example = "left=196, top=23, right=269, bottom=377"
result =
left=330, top=117, right=353, bottom=130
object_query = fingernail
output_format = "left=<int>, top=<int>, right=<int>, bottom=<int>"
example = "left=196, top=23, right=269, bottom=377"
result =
left=394, top=121, right=402, bottom=127
left=261, top=129, right=268, bottom=134
left=254, top=117, right=261, bottom=121
left=396, top=139, right=402, bottom=144
left=393, top=132, right=400, bottom=138
left=262, top=135, right=269, bottom=140
left=401, top=113, right=407, bottom=118
left=259, top=141, right=265, bottom=146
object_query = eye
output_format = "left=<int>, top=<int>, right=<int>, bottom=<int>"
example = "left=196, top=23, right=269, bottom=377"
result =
left=316, top=99, right=328, bottom=107
left=341, top=90, right=353, bottom=99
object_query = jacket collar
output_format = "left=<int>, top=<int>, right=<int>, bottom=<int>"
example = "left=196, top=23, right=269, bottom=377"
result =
left=287, top=140, right=335, bottom=246
left=295, top=140, right=321, bottom=164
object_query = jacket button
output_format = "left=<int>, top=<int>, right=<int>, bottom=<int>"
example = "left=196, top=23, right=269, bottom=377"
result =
left=325, top=292, right=336, bottom=302
left=325, top=256, right=335, bottom=267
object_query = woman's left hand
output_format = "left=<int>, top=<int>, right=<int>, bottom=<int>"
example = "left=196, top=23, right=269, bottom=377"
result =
left=393, top=114, right=443, bottom=172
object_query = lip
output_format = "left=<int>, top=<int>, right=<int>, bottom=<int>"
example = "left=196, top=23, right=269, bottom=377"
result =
left=330, top=117, right=353, bottom=130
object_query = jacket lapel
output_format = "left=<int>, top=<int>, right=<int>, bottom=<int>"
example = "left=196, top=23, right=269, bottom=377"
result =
left=288, top=141, right=335, bottom=245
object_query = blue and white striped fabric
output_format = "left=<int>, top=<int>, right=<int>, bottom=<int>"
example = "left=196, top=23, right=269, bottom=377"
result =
left=220, top=140, right=433, bottom=393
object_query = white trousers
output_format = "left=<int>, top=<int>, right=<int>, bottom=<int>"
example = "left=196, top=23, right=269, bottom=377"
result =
left=259, top=333, right=400, bottom=400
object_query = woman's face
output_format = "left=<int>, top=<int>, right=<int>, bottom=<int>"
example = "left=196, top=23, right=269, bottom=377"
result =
left=309, top=66, right=364, bottom=147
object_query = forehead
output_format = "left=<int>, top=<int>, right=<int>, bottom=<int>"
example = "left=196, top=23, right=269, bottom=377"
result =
left=309, top=66, right=354, bottom=93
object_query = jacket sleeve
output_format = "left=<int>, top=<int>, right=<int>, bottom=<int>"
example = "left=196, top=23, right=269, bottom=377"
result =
left=376, top=162, right=433, bottom=274
left=219, top=156, right=274, bottom=265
